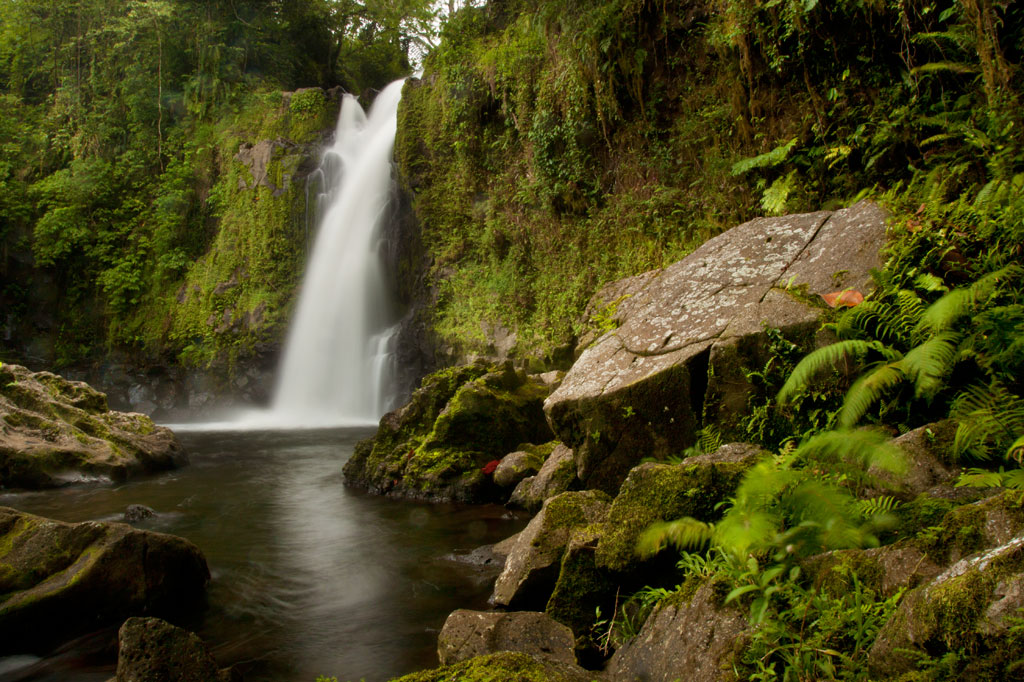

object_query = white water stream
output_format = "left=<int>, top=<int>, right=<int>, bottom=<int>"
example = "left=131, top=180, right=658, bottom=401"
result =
left=269, top=79, right=405, bottom=426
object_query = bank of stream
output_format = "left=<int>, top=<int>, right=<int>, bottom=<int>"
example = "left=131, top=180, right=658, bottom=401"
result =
left=0, top=428, right=528, bottom=682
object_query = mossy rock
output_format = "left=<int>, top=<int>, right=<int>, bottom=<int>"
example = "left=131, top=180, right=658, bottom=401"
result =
left=492, top=490, right=611, bottom=609
left=343, top=362, right=556, bottom=502
left=0, top=507, right=209, bottom=655
left=0, top=364, right=186, bottom=489
left=595, top=443, right=762, bottom=573
left=388, top=651, right=592, bottom=682
left=509, top=443, right=578, bottom=511
left=545, top=526, right=617, bottom=639
left=868, top=534, right=1024, bottom=679
left=911, top=491, right=1024, bottom=566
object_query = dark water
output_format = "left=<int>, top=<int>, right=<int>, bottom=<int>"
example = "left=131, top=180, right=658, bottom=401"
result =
left=0, top=428, right=527, bottom=682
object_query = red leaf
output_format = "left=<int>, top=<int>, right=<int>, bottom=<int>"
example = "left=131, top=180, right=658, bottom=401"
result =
left=481, top=460, right=501, bottom=475
left=822, top=290, right=864, bottom=308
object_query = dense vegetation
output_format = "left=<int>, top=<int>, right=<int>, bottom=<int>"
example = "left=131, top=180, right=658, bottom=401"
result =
left=0, top=0, right=434, bottom=369
left=393, top=0, right=1024, bottom=678
left=396, top=0, right=1022, bottom=365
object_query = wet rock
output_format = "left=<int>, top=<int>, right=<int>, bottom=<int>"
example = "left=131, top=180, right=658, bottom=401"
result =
left=124, top=505, right=157, bottom=523
left=344, top=362, right=555, bottom=503
left=545, top=201, right=887, bottom=494
left=0, top=507, right=210, bottom=655
left=389, top=651, right=592, bottom=682
left=437, top=610, right=577, bottom=666
left=491, top=490, right=611, bottom=609
left=0, top=364, right=187, bottom=489
left=868, top=533, right=1024, bottom=679
left=605, top=580, right=747, bottom=682
left=508, top=444, right=578, bottom=511
left=116, top=617, right=236, bottom=682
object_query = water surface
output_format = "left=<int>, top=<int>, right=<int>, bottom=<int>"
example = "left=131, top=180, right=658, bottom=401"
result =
left=0, top=428, right=526, bottom=682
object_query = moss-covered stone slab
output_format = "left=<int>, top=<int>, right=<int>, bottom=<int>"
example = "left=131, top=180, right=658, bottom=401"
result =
left=343, top=362, right=555, bottom=502
left=388, top=651, right=593, bottom=682
left=595, top=443, right=763, bottom=573
left=437, top=609, right=577, bottom=666
left=912, top=491, right=1024, bottom=566
left=868, top=533, right=1024, bottom=679
left=604, top=580, right=747, bottom=682
left=0, top=364, right=187, bottom=489
left=491, top=490, right=611, bottom=609
left=0, top=507, right=209, bottom=655
left=545, top=201, right=887, bottom=494
left=509, top=443, right=578, bottom=511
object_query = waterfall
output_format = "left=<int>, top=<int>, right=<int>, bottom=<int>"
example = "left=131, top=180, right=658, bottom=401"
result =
left=269, top=79, right=406, bottom=427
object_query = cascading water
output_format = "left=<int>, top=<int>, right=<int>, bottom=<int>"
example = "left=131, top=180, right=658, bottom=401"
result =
left=269, top=79, right=406, bottom=426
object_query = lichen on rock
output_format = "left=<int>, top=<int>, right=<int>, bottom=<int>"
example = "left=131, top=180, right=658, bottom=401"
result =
left=544, top=201, right=888, bottom=494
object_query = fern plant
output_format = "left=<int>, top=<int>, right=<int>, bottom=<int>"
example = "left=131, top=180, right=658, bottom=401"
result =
left=778, top=264, right=1023, bottom=429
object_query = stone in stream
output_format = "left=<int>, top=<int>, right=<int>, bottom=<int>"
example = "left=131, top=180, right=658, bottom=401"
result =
left=124, top=504, right=157, bottom=523
left=0, top=363, right=187, bottom=489
left=116, top=617, right=238, bottom=682
left=545, top=200, right=888, bottom=494
left=0, top=507, right=210, bottom=655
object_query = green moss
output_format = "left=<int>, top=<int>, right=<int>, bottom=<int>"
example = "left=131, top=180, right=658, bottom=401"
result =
left=387, top=651, right=586, bottom=682
left=595, top=458, right=752, bottom=572
left=546, top=530, right=616, bottom=636
left=810, top=549, right=886, bottom=596
left=913, top=492, right=1024, bottom=564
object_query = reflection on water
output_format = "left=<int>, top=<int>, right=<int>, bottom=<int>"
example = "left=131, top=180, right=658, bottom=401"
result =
left=0, top=428, right=527, bottom=682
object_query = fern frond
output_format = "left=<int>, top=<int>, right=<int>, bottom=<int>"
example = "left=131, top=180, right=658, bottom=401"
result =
left=697, top=425, right=723, bottom=454
left=637, top=518, right=714, bottom=557
left=956, top=467, right=1007, bottom=488
left=952, top=383, right=1024, bottom=461
left=858, top=495, right=900, bottom=517
left=796, top=429, right=906, bottom=479
left=1009, top=435, right=1024, bottom=464
left=838, top=363, right=906, bottom=427
left=777, top=340, right=895, bottom=404
left=840, top=300, right=907, bottom=345
left=918, top=265, right=1023, bottom=334
left=895, top=290, right=926, bottom=340
left=896, top=331, right=963, bottom=400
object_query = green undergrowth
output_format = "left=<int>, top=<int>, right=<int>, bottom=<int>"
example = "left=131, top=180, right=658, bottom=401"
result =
left=397, top=0, right=1022, bottom=363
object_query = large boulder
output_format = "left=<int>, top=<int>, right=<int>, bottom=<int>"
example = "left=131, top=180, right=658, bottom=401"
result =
left=0, top=507, right=210, bottom=654
left=508, top=443, right=578, bottom=511
left=868, top=534, right=1024, bottom=679
left=437, top=610, right=577, bottom=666
left=117, top=617, right=236, bottom=682
left=491, top=490, right=611, bottom=609
left=545, top=201, right=887, bottom=493
left=867, top=421, right=959, bottom=499
left=344, top=362, right=555, bottom=502
left=0, top=363, right=187, bottom=489
left=604, top=580, right=748, bottom=682
left=388, top=651, right=592, bottom=682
